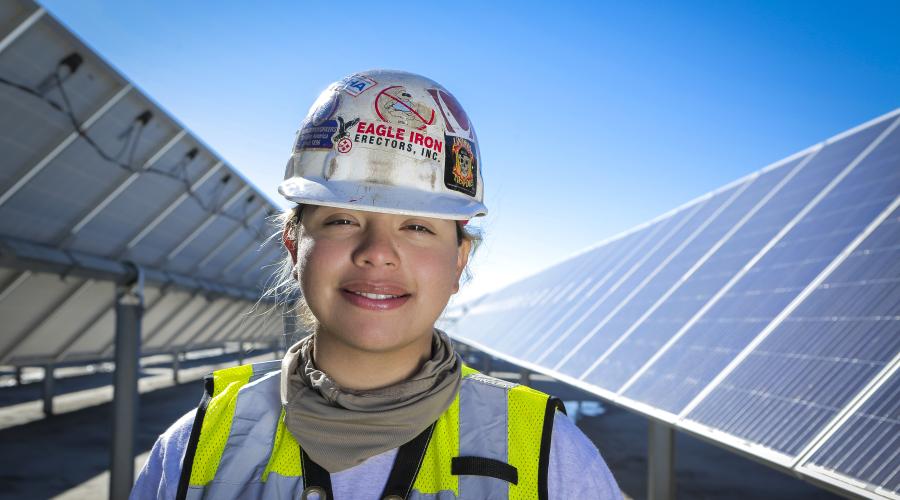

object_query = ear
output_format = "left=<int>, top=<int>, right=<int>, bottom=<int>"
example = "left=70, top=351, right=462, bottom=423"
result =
left=451, top=238, right=471, bottom=294
left=283, top=223, right=299, bottom=279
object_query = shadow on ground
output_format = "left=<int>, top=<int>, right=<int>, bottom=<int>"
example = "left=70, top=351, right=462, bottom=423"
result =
left=0, top=379, right=201, bottom=499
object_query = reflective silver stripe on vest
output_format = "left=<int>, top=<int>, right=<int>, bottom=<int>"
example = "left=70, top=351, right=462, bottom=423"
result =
left=459, top=373, right=517, bottom=498
left=184, top=486, right=203, bottom=500
left=204, top=370, right=284, bottom=500
left=190, top=475, right=301, bottom=500
left=251, top=360, right=282, bottom=378
left=408, top=490, right=458, bottom=500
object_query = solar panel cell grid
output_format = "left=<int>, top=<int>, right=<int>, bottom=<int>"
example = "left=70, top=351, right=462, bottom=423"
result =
left=502, top=276, right=592, bottom=357
left=579, top=117, right=893, bottom=392
left=686, top=185, right=900, bottom=460
left=528, top=187, right=753, bottom=366
left=545, top=166, right=806, bottom=380
left=545, top=191, right=737, bottom=375
left=808, top=367, right=900, bottom=496
left=454, top=236, right=620, bottom=346
left=624, top=119, right=900, bottom=417
left=463, top=253, right=592, bottom=351
left=521, top=212, right=686, bottom=370
left=608, top=161, right=801, bottom=408
left=502, top=243, right=627, bottom=342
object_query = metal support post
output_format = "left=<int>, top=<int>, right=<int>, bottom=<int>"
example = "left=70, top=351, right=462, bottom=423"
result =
left=109, top=265, right=144, bottom=500
left=519, top=367, right=530, bottom=385
left=482, top=354, right=492, bottom=375
left=42, top=364, right=54, bottom=416
left=648, top=420, right=675, bottom=500
left=172, top=351, right=180, bottom=384
left=15, top=365, right=23, bottom=385
left=276, top=336, right=285, bottom=359
left=237, top=342, right=245, bottom=366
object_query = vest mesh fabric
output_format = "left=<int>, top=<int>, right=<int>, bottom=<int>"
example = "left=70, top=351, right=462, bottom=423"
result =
left=262, top=407, right=302, bottom=481
left=183, top=361, right=552, bottom=499
left=189, top=364, right=253, bottom=486
left=507, top=385, right=547, bottom=500
left=411, top=389, right=460, bottom=495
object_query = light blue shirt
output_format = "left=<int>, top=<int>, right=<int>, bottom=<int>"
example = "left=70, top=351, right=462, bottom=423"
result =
left=132, top=408, right=622, bottom=499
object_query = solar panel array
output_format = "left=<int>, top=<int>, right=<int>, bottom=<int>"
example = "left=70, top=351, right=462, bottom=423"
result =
left=445, top=109, right=900, bottom=498
left=0, top=0, right=288, bottom=366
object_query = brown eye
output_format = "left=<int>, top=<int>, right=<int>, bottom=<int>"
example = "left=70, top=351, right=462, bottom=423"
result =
left=406, top=224, right=435, bottom=234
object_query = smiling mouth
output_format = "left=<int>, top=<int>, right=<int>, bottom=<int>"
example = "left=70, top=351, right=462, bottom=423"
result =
left=340, top=288, right=411, bottom=310
left=346, top=290, right=407, bottom=300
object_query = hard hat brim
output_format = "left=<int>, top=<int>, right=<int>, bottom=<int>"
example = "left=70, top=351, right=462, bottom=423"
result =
left=278, top=177, right=488, bottom=220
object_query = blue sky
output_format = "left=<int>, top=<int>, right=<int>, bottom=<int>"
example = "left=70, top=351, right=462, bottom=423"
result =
left=39, top=0, right=900, bottom=302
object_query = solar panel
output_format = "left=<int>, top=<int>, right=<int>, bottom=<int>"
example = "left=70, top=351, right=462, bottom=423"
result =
left=803, top=362, right=900, bottom=497
left=578, top=115, right=895, bottom=392
left=548, top=156, right=799, bottom=385
left=485, top=206, right=700, bottom=363
left=534, top=183, right=743, bottom=370
left=680, top=122, right=900, bottom=457
left=447, top=109, right=900, bottom=498
left=0, top=0, right=285, bottom=365
left=458, top=225, right=650, bottom=348
left=621, top=119, right=900, bottom=417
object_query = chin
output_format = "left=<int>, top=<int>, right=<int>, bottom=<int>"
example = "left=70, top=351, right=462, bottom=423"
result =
left=329, top=320, right=428, bottom=354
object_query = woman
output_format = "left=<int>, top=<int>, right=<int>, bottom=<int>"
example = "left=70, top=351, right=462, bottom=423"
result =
left=132, top=70, right=621, bottom=499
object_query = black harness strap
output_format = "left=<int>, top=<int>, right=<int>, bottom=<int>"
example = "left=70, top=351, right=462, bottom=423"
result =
left=538, top=397, right=566, bottom=500
left=297, top=423, right=436, bottom=500
left=300, top=448, right=334, bottom=499
left=451, top=456, right=518, bottom=485
left=175, top=376, right=214, bottom=500
left=380, top=423, right=436, bottom=499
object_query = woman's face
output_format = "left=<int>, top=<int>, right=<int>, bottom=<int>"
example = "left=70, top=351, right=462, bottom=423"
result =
left=293, top=205, right=470, bottom=354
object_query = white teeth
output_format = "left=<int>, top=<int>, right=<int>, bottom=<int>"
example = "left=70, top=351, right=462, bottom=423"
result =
left=351, top=291, right=401, bottom=300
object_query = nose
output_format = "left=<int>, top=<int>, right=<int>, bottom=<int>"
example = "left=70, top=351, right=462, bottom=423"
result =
left=352, top=222, right=400, bottom=268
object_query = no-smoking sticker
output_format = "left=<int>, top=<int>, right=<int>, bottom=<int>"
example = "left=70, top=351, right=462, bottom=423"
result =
left=375, top=86, right=436, bottom=130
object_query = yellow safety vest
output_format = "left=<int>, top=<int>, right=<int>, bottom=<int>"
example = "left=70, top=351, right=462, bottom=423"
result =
left=176, top=360, right=563, bottom=500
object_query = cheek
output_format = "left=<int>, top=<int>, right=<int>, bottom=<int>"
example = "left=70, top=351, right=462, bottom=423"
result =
left=415, top=247, right=462, bottom=291
left=296, top=237, right=338, bottom=296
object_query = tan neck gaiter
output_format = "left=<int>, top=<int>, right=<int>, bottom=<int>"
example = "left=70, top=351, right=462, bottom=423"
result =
left=279, top=329, right=462, bottom=472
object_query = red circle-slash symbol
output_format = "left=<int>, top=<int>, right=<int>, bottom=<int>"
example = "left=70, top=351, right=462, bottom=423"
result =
left=337, top=137, right=353, bottom=154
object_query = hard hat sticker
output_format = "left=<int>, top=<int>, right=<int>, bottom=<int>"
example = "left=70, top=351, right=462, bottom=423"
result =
left=428, top=88, right=473, bottom=141
left=294, top=119, right=339, bottom=151
left=338, top=74, right=377, bottom=96
left=349, top=119, right=444, bottom=162
left=375, top=86, right=436, bottom=130
left=294, top=92, right=342, bottom=151
left=333, top=117, right=359, bottom=155
left=444, top=136, right=477, bottom=196
left=310, top=92, right=340, bottom=126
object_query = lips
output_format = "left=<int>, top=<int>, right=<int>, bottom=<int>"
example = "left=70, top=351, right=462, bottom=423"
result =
left=340, top=281, right=411, bottom=311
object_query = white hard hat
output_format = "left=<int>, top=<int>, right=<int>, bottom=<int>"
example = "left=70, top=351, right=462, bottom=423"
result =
left=279, top=70, right=487, bottom=220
